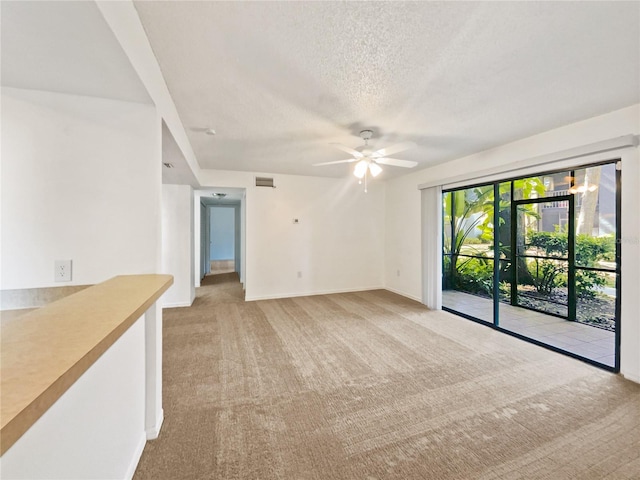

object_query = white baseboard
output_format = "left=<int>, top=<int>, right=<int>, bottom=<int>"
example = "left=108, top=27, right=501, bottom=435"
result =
left=384, top=287, right=423, bottom=303
left=162, top=300, right=193, bottom=308
left=621, top=371, right=640, bottom=385
left=245, top=285, right=385, bottom=302
left=146, top=409, right=164, bottom=440
left=125, top=432, right=147, bottom=480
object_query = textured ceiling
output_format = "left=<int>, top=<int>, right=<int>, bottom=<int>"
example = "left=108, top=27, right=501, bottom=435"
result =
left=1, top=1, right=150, bottom=104
left=135, top=1, right=639, bottom=179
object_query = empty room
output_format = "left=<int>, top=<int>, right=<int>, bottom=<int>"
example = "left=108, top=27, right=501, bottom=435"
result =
left=1, top=1, right=639, bottom=479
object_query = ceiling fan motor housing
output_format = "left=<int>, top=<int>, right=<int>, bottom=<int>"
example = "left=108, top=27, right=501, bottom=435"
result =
left=359, top=129, right=374, bottom=141
left=358, top=130, right=375, bottom=155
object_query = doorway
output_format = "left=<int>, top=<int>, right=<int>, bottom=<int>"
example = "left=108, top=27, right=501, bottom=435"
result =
left=209, top=205, right=237, bottom=274
left=511, top=195, right=575, bottom=320
left=197, top=189, right=246, bottom=288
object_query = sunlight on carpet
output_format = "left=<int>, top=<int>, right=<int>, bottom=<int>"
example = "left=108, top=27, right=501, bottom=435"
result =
left=134, top=274, right=640, bottom=479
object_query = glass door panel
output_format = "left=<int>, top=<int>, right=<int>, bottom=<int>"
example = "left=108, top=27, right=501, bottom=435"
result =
left=514, top=200, right=571, bottom=318
left=575, top=273, right=617, bottom=368
left=442, top=185, right=495, bottom=324
left=516, top=258, right=568, bottom=317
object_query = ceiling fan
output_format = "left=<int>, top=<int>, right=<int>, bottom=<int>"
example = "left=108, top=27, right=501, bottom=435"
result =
left=313, top=130, right=417, bottom=190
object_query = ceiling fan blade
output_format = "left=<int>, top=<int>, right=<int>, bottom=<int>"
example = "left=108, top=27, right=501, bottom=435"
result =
left=313, top=158, right=359, bottom=166
left=372, top=141, right=416, bottom=158
left=329, top=143, right=363, bottom=158
left=375, top=157, right=418, bottom=168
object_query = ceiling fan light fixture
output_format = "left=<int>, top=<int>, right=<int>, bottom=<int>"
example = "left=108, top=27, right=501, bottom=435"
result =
left=354, top=160, right=368, bottom=178
left=318, top=131, right=416, bottom=188
left=369, top=162, right=382, bottom=177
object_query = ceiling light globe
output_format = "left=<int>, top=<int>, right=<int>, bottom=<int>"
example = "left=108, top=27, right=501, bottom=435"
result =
left=354, top=160, right=368, bottom=178
left=369, top=162, right=382, bottom=177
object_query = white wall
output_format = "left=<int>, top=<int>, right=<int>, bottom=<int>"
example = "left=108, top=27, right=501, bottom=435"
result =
left=161, top=184, right=195, bottom=307
left=234, top=203, right=241, bottom=275
left=1, top=87, right=161, bottom=290
left=385, top=179, right=423, bottom=301
left=0, top=317, right=147, bottom=480
left=197, top=170, right=385, bottom=301
left=385, top=104, right=640, bottom=383
left=240, top=193, right=246, bottom=286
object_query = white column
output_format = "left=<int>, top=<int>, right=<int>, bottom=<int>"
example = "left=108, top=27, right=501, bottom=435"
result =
left=144, top=302, right=163, bottom=439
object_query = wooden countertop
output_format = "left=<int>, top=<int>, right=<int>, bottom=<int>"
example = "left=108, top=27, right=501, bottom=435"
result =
left=0, top=274, right=173, bottom=455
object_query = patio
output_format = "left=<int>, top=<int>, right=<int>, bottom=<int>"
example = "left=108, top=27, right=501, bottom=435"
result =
left=443, top=290, right=615, bottom=368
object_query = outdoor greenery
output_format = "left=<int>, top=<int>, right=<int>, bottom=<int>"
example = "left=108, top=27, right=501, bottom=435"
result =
left=444, top=255, right=494, bottom=296
left=444, top=179, right=615, bottom=300
left=443, top=178, right=545, bottom=296
left=528, top=230, right=615, bottom=297
left=443, top=165, right=618, bottom=334
left=526, top=258, right=566, bottom=295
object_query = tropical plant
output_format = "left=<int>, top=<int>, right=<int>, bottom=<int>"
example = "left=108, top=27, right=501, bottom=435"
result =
left=443, top=178, right=545, bottom=293
left=527, top=258, right=566, bottom=295
left=443, top=187, right=494, bottom=290
left=446, top=256, right=494, bottom=296
left=527, top=230, right=615, bottom=297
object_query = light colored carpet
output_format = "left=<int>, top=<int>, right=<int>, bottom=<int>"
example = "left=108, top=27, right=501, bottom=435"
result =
left=134, top=273, right=640, bottom=479
left=210, top=260, right=235, bottom=275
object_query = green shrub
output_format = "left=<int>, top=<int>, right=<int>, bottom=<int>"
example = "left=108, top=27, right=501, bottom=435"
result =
left=575, top=234, right=615, bottom=264
left=498, top=281, right=511, bottom=301
left=527, top=258, right=566, bottom=295
left=576, top=270, right=607, bottom=298
left=451, top=256, right=494, bottom=297
left=527, top=231, right=614, bottom=297
left=528, top=231, right=567, bottom=256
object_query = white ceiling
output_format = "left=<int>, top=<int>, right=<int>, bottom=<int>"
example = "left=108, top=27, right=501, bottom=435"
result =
left=134, top=1, right=639, bottom=180
left=1, top=1, right=151, bottom=104
left=198, top=188, right=244, bottom=206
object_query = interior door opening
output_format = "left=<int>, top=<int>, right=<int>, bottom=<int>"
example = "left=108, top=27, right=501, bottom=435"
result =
left=209, top=205, right=237, bottom=274
left=197, top=188, right=246, bottom=288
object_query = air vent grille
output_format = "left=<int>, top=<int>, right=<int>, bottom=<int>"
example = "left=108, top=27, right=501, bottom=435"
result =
left=255, top=177, right=275, bottom=188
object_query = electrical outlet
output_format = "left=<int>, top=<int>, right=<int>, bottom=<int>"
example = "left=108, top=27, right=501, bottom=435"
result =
left=55, top=260, right=72, bottom=282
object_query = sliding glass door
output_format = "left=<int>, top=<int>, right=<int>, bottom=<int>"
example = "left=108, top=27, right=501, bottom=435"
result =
left=442, top=161, right=620, bottom=371
left=443, top=186, right=496, bottom=323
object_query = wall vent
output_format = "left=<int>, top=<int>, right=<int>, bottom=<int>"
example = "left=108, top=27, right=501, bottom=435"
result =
left=255, top=176, right=275, bottom=188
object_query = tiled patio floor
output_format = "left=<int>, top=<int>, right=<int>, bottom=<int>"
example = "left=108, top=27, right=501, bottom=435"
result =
left=443, top=290, right=615, bottom=368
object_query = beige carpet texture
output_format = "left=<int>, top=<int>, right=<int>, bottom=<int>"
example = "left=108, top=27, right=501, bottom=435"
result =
left=134, top=273, right=640, bottom=480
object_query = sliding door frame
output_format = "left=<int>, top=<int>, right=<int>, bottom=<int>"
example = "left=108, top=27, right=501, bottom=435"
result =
left=441, top=158, right=621, bottom=372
